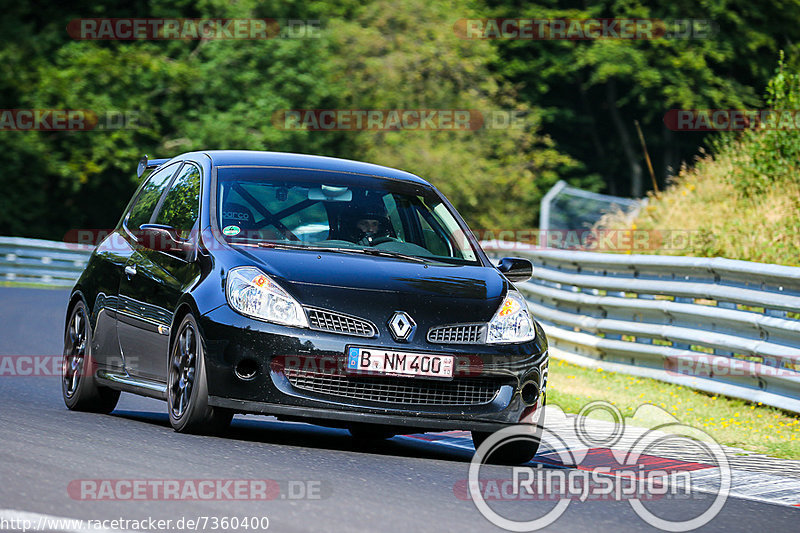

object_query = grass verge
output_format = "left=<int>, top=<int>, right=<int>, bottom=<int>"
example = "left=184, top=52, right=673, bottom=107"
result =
left=599, top=147, right=800, bottom=266
left=0, top=281, right=66, bottom=290
left=548, top=358, right=800, bottom=460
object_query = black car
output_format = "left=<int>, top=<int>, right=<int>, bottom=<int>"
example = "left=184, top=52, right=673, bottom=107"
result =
left=62, top=150, right=549, bottom=462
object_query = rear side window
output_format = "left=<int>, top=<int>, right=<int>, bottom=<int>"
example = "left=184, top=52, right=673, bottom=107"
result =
left=127, top=163, right=181, bottom=231
left=154, top=164, right=202, bottom=238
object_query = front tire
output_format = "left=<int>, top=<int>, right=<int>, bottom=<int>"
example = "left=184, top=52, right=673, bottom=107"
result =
left=62, top=301, right=120, bottom=413
left=472, top=424, right=542, bottom=465
left=348, top=423, right=397, bottom=440
left=167, top=313, right=233, bottom=434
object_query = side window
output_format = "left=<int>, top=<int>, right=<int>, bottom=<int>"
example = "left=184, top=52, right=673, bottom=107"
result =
left=126, top=163, right=181, bottom=232
left=382, top=194, right=406, bottom=241
left=416, top=210, right=450, bottom=257
left=154, top=164, right=202, bottom=239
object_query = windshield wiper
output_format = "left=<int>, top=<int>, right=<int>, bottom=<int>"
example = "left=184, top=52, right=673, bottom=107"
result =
left=256, top=242, right=358, bottom=253
left=354, top=248, right=430, bottom=263
left=255, top=241, right=431, bottom=263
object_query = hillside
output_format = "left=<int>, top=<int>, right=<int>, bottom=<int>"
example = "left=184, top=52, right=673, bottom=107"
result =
left=603, top=58, right=800, bottom=266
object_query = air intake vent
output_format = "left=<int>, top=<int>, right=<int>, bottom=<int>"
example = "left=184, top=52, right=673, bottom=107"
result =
left=427, top=323, right=485, bottom=344
left=284, top=368, right=501, bottom=406
left=305, top=308, right=376, bottom=337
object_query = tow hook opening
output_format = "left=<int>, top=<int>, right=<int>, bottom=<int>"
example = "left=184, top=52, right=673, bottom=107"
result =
left=234, top=359, right=260, bottom=381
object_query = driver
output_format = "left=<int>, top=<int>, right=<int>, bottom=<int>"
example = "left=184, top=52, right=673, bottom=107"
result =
left=346, top=204, right=395, bottom=246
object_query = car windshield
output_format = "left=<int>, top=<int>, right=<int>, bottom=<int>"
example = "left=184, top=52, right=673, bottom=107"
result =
left=215, top=167, right=479, bottom=264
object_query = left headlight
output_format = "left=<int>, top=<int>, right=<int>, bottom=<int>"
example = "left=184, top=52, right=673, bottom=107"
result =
left=226, top=266, right=309, bottom=328
left=486, top=290, right=536, bottom=344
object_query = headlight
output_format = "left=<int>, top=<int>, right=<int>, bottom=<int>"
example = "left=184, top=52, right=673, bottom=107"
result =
left=486, top=290, right=536, bottom=344
left=226, top=267, right=308, bottom=328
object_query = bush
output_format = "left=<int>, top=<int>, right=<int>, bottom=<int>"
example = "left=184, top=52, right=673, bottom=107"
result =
left=730, top=52, right=800, bottom=195
left=601, top=53, right=800, bottom=266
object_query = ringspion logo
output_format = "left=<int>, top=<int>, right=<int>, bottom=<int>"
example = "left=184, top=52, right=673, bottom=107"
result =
left=467, top=402, right=731, bottom=531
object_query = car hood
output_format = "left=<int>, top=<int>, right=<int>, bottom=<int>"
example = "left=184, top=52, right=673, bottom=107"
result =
left=230, top=246, right=508, bottom=328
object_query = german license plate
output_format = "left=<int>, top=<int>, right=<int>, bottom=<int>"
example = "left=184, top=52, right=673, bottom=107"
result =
left=346, top=347, right=454, bottom=379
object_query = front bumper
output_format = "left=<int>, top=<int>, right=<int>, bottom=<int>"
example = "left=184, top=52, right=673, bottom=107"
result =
left=199, top=304, right=549, bottom=432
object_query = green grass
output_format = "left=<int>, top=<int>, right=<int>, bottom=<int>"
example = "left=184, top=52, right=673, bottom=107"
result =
left=0, top=281, right=66, bottom=290
left=548, top=359, right=800, bottom=460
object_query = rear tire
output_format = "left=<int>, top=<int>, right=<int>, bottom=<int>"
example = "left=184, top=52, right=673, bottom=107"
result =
left=167, top=313, right=233, bottom=434
left=62, top=301, right=120, bottom=413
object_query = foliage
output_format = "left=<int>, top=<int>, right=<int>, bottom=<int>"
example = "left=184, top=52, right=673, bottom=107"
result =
left=486, top=0, right=800, bottom=196
left=603, top=56, right=800, bottom=265
left=0, top=0, right=798, bottom=241
left=730, top=52, right=800, bottom=195
left=324, top=0, right=583, bottom=229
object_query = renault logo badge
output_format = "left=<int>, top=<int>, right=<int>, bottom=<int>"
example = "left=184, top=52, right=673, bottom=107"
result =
left=388, top=311, right=415, bottom=341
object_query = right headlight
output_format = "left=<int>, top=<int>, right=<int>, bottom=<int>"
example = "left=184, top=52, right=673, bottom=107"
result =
left=486, top=290, right=536, bottom=344
left=226, top=266, right=308, bottom=328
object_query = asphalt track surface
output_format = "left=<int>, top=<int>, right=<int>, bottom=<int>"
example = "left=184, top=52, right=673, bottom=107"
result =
left=0, top=286, right=798, bottom=532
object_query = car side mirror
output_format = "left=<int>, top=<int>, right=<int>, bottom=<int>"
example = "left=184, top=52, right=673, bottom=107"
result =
left=497, top=257, right=533, bottom=283
left=137, top=224, right=190, bottom=253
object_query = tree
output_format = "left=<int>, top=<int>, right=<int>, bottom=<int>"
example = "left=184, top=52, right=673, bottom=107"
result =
left=486, top=0, right=800, bottom=196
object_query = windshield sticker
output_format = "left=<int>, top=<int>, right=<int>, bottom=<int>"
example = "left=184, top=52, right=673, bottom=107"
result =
left=222, top=225, right=241, bottom=236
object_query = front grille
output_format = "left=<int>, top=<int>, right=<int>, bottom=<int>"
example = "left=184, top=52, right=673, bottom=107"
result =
left=427, top=323, right=485, bottom=344
left=284, top=368, right=500, bottom=405
left=306, top=308, right=376, bottom=337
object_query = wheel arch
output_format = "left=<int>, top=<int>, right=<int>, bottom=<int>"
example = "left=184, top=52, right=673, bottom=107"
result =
left=169, top=296, right=203, bottom=358
left=65, top=288, right=89, bottom=331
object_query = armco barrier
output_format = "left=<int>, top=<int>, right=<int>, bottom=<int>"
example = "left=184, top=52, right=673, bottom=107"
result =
left=0, top=237, right=92, bottom=288
left=483, top=246, right=800, bottom=413
left=2, top=235, right=799, bottom=412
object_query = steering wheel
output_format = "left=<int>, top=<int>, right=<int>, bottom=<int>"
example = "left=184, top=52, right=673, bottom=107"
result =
left=367, top=236, right=396, bottom=246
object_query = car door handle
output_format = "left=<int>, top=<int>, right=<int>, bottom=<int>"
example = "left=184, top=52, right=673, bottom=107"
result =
left=124, top=265, right=137, bottom=278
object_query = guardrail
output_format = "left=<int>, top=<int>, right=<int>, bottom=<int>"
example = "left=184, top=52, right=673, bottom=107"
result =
left=0, top=237, right=92, bottom=288
left=484, top=246, right=800, bottom=413
left=2, top=235, right=799, bottom=412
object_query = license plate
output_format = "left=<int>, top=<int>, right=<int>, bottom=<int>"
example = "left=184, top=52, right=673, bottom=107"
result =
left=346, top=347, right=454, bottom=379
